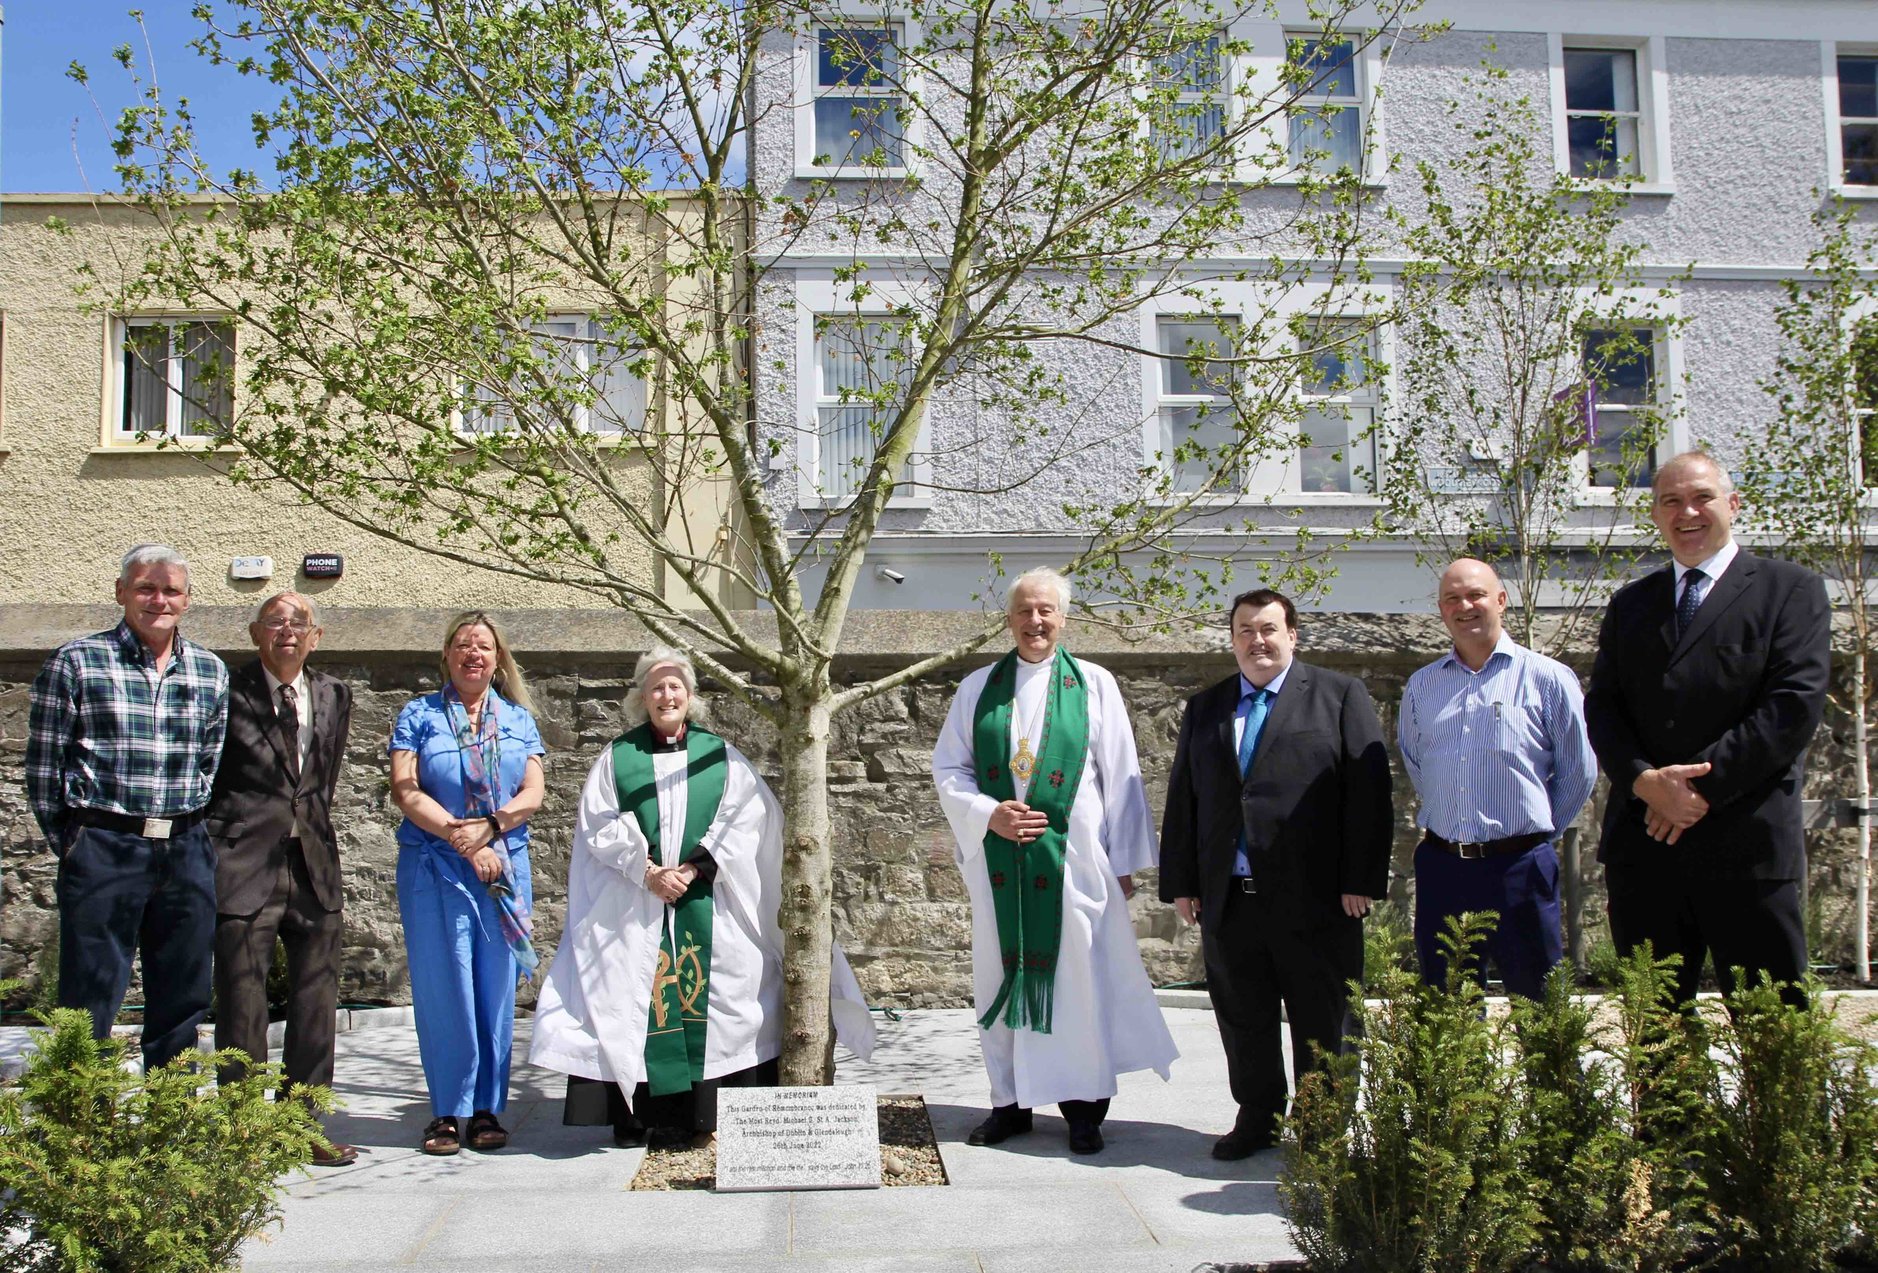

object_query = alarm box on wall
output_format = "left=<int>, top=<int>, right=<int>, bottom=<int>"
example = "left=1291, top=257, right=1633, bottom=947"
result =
left=301, top=554, right=344, bottom=579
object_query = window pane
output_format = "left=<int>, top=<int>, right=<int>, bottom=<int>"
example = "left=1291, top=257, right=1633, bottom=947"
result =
left=1152, top=35, right=1222, bottom=94
left=1567, top=114, right=1640, bottom=178
left=122, top=325, right=169, bottom=435
left=1159, top=318, right=1240, bottom=396
left=1304, top=322, right=1367, bottom=394
left=1841, top=55, right=1878, bottom=119
left=1153, top=102, right=1226, bottom=162
left=814, top=97, right=904, bottom=166
left=1299, top=406, right=1373, bottom=493
left=818, top=28, right=899, bottom=88
left=1845, top=122, right=1878, bottom=186
left=590, top=322, right=643, bottom=434
left=177, top=323, right=234, bottom=436
left=1288, top=106, right=1362, bottom=170
left=817, top=318, right=912, bottom=499
left=1564, top=48, right=1637, bottom=113
left=818, top=404, right=878, bottom=500
left=1162, top=404, right=1236, bottom=492
left=1293, top=37, right=1355, bottom=99
left=1588, top=407, right=1653, bottom=489
left=1584, top=329, right=1654, bottom=404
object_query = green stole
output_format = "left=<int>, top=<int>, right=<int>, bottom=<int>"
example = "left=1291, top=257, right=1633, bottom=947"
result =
left=612, top=723, right=729, bottom=1096
left=970, top=647, right=1090, bottom=1034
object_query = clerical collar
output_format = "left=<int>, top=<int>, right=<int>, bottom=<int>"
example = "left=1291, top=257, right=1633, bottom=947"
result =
left=650, top=727, right=687, bottom=753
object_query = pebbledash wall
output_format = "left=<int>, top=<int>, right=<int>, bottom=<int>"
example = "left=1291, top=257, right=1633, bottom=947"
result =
left=1, top=606, right=1871, bottom=1009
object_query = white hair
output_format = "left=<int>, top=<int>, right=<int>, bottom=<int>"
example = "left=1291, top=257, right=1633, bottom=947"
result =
left=622, top=644, right=711, bottom=727
left=1004, top=567, right=1073, bottom=614
left=252, top=590, right=321, bottom=628
left=119, top=543, right=191, bottom=589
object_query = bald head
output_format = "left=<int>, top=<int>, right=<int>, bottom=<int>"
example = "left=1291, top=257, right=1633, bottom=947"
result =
left=1437, top=557, right=1509, bottom=668
left=1652, top=450, right=1734, bottom=496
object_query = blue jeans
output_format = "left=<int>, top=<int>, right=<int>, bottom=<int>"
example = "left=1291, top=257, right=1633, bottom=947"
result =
left=56, top=820, right=216, bottom=1070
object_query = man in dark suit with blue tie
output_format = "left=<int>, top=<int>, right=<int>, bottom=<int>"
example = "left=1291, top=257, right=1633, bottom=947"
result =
left=1586, top=451, right=1831, bottom=1008
left=1160, top=589, right=1393, bottom=1159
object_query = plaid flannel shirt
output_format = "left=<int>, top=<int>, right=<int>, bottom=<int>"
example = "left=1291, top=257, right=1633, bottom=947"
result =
left=26, top=620, right=230, bottom=845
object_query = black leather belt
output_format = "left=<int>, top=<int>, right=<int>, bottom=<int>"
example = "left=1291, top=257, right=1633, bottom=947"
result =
left=69, top=807, right=205, bottom=839
left=1422, top=830, right=1550, bottom=860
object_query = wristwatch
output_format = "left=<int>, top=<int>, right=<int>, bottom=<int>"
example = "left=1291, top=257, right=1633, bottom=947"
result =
left=485, top=814, right=502, bottom=839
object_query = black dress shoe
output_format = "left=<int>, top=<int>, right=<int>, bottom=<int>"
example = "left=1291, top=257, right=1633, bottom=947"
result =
left=611, top=1123, right=647, bottom=1148
left=1067, top=1120, right=1104, bottom=1155
left=966, top=1105, right=1034, bottom=1146
left=1212, top=1124, right=1277, bottom=1161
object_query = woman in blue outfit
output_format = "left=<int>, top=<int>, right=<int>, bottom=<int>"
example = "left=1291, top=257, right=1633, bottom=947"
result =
left=390, top=612, right=545, bottom=1156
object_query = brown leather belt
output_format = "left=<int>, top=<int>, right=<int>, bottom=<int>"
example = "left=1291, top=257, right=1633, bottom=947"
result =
left=1422, top=830, right=1551, bottom=861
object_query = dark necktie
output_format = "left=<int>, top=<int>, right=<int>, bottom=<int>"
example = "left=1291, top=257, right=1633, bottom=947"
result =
left=1675, top=568, right=1707, bottom=641
left=278, top=684, right=303, bottom=785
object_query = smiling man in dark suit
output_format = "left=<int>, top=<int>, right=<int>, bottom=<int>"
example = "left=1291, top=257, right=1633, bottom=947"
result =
left=1586, top=451, right=1831, bottom=1008
left=207, top=591, right=357, bottom=1165
left=1160, top=588, right=1393, bottom=1160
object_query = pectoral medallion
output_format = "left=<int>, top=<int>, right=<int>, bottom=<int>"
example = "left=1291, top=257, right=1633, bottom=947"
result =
left=1011, top=736, right=1037, bottom=783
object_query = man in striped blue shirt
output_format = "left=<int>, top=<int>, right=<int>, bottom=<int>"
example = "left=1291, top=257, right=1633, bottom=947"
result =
left=26, top=544, right=230, bottom=1070
left=1398, top=558, right=1596, bottom=997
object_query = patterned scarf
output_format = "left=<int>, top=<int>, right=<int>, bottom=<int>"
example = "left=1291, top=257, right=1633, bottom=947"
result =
left=443, top=684, right=538, bottom=977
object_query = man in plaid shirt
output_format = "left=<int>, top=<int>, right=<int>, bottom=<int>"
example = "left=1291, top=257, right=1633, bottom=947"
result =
left=27, top=544, right=230, bottom=1070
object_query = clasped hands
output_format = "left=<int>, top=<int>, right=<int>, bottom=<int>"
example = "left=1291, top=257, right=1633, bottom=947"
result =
left=645, top=862, right=697, bottom=904
left=990, top=800, right=1134, bottom=898
left=1633, top=762, right=1713, bottom=844
left=446, top=817, right=504, bottom=883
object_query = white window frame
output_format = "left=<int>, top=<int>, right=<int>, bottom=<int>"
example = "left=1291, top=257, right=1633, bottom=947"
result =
left=1846, top=298, right=1878, bottom=495
left=109, top=316, right=236, bottom=445
left=793, top=273, right=933, bottom=509
left=1574, top=308, right=1685, bottom=504
left=1548, top=34, right=1675, bottom=194
left=1296, top=317, right=1382, bottom=498
left=1258, top=24, right=1386, bottom=187
left=1146, top=28, right=1230, bottom=166
left=794, top=14, right=920, bottom=180
left=458, top=315, right=647, bottom=438
left=1825, top=43, right=1878, bottom=200
left=1139, top=281, right=1389, bottom=505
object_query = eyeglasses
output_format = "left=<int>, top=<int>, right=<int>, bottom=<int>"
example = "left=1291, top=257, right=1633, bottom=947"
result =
left=260, top=618, right=314, bottom=633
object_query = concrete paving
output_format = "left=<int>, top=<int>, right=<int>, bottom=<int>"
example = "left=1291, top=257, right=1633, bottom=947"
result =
left=238, top=1004, right=1302, bottom=1271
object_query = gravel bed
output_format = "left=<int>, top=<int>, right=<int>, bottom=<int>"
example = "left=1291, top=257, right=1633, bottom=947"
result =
left=628, top=1093, right=947, bottom=1191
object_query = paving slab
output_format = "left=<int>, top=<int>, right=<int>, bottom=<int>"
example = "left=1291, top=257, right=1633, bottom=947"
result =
left=230, top=1004, right=1300, bottom=1269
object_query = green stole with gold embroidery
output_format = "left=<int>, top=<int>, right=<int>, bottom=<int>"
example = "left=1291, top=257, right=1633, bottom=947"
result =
left=612, top=723, right=728, bottom=1096
left=970, top=647, right=1090, bottom=1034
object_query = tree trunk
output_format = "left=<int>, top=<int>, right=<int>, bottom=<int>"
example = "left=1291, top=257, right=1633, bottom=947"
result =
left=775, top=684, right=837, bottom=1084
left=1857, top=649, right=1871, bottom=983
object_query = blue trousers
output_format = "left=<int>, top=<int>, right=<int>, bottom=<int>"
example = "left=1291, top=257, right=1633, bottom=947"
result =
left=397, top=847, right=523, bottom=1117
left=1414, top=839, right=1562, bottom=999
left=57, top=821, right=216, bottom=1070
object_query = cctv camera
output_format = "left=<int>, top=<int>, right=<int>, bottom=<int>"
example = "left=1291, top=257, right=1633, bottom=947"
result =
left=876, top=566, right=907, bottom=585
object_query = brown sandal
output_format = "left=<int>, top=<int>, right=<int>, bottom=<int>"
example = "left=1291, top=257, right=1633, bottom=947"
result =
left=466, top=1110, right=509, bottom=1151
left=421, top=1115, right=461, bottom=1156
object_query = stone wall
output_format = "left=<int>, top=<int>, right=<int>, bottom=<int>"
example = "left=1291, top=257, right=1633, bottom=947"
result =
left=3, top=607, right=1872, bottom=1009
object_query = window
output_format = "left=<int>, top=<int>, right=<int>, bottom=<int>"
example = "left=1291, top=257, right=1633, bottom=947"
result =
left=1583, top=328, right=1658, bottom=488
left=462, top=317, right=644, bottom=436
left=811, top=25, right=906, bottom=170
left=813, top=316, right=915, bottom=501
left=1562, top=47, right=1641, bottom=178
left=1839, top=53, right=1878, bottom=187
left=1149, top=33, right=1226, bottom=164
left=1155, top=316, right=1242, bottom=493
left=1855, top=317, right=1878, bottom=487
left=117, top=319, right=233, bottom=440
left=1287, top=34, right=1362, bottom=173
left=1297, top=319, right=1377, bottom=494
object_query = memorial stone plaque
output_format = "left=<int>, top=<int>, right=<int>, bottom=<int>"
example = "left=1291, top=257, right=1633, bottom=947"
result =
left=714, top=1084, right=881, bottom=1192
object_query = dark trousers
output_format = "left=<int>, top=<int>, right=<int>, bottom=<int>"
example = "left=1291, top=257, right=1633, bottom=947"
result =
left=214, top=838, right=343, bottom=1092
left=564, top=1056, right=782, bottom=1135
left=1606, top=861, right=1807, bottom=1008
left=1414, top=840, right=1562, bottom=999
left=1204, top=884, right=1360, bottom=1138
left=56, top=820, right=217, bottom=1071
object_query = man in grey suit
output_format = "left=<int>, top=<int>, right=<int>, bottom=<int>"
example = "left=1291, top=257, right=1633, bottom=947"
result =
left=207, top=591, right=356, bottom=1165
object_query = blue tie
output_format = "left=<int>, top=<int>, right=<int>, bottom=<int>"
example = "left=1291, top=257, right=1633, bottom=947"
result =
left=1675, top=568, right=1707, bottom=640
left=1237, top=687, right=1271, bottom=776
left=1233, top=688, right=1270, bottom=876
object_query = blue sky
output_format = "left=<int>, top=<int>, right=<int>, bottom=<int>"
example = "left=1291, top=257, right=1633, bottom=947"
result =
left=4, top=2, right=278, bottom=192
